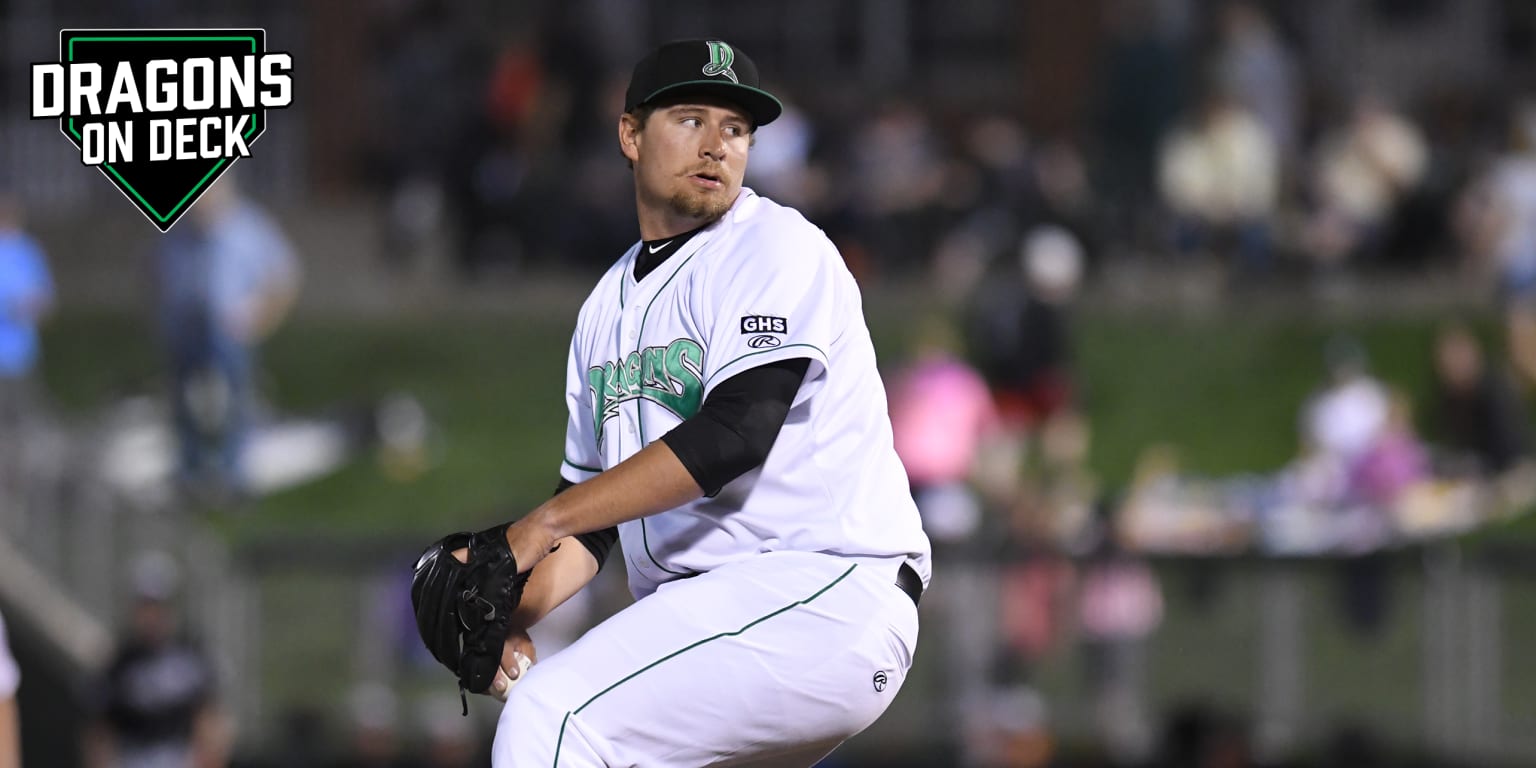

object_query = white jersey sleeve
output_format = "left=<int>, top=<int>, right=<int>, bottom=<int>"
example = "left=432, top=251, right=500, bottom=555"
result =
left=0, top=611, right=18, bottom=698
left=560, top=311, right=604, bottom=485
left=698, top=221, right=839, bottom=402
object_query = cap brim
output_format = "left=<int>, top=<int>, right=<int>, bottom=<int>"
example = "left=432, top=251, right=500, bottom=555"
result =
left=638, top=80, right=783, bottom=127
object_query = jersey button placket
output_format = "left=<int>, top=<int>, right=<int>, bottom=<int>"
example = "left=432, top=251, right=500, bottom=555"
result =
left=623, top=303, right=643, bottom=444
left=632, top=307, right=643, bottom=440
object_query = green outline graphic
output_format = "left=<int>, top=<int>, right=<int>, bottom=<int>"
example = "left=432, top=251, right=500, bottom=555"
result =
left=65, top=35, right=261, bottom=223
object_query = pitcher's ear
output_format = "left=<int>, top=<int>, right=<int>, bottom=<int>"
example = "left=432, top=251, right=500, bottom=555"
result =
left=618, top=113, right=643, bottom=165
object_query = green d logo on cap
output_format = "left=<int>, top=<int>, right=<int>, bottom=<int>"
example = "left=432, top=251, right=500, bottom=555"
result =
left=702, top=41, right=737, bottom=84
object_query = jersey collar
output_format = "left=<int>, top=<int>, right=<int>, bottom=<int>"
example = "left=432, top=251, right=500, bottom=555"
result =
left=635, top=222, right=709, bottom=282
left=624, top=188, right=757, bottom=289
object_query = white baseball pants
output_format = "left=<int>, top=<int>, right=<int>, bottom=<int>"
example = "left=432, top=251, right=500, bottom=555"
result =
left=492, top=550, right=919, bottom=767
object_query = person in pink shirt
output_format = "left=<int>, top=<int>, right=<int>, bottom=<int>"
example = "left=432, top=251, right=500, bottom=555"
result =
left=889, top=320, right=1000, bottom=507
left=887, top=317, right=1002, bottom=760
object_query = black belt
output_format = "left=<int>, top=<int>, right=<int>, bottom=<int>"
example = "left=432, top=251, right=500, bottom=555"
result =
left=895, top=562, right=923, bottom=607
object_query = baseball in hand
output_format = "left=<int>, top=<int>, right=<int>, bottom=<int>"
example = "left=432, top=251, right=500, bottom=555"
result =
left=489, top=651, right=533, bottom=703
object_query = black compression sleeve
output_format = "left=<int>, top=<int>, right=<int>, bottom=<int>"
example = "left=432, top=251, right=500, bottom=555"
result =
left=661, top=357, right=811, bottom=497
left=552, top=477, right=618, bottom=569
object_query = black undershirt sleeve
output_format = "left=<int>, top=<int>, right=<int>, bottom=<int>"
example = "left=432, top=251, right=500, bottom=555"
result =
left=661, top=357, right=811, bottom=497
left=552, top=478, right=619, bottom=570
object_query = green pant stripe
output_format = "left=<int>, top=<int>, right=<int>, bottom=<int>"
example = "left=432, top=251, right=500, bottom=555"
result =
left=551, top=563, right=859, bottom=767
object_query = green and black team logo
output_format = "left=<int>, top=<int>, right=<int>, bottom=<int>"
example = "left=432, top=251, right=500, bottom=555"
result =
left=30, top=29, right=293, bottom=231
left=587, top=339, right=704, bottom=442
left=702, top=41, right=737, bottom=83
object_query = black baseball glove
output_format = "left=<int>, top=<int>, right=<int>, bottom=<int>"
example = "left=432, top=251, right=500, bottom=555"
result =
left=411, top=523, right=530, bottom=711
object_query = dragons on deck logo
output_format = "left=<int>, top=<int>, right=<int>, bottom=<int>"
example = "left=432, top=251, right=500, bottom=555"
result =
left=30, top=29, right=293, bottom=231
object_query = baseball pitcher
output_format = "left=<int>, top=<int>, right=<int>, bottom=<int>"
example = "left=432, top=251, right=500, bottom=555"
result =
left=412, top=39, right=931, bottom=767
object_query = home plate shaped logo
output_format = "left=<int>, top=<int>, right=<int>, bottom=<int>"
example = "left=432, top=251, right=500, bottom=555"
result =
left=31, top=29, right=293, bottom=231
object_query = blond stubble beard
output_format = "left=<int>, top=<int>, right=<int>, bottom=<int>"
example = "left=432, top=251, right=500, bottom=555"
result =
left=667, top=187, right=732, bottom=223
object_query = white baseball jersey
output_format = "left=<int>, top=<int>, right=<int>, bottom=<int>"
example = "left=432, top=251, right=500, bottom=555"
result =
left=558, top=187, right=931, bottom=598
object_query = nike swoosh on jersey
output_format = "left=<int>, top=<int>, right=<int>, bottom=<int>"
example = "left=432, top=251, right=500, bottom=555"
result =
left=648, top=240, right=672, bottom=253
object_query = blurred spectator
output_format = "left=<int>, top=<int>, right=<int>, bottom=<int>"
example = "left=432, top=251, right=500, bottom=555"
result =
left=887, top=316, right=999, bottom=753
left=1095, top=0, right=1188, bottom=251
left=1335, top=390, right=1421, bottom=636
left=272, top=708, right=327, bottom=768
left=86, top=553, right=229, bottom=768
left=0, top=193, right=54, bottom=512
left=1289, top=336, right=1427, bottom=563
left=327, top=682, right=414, bottom=768
left=1348, top=393, right=1428, bottom=509
left=1154, top=703, right=1255, bottom=768
left=1304, top=94, right=1429, bottom=277
left=1297, top=336, right=1393, bottom=506
left=416, top=696, right=482, bottom=768
left=1296, top=336, right=1425, bottom=516
left=0, top=192, right=54, bottom=429
left=1033, top=141, right=1096, bottom=234
left=929, top=117, right=1035, bottom=306
left=1076, top=520, right=1162, bottom=765
left=0, top=610, right=19, bottom=768
left=1213, top=1, right=1300, bottom=160
left=965, top=228, right=1094, bottom=690
left=932, top=134, right=1095, bottom=308
left=995, top=542, right=1076, bottom=685
left=931, top=221, right=1001, bottom=308
left=155, top=180, right=301, bottom=498
left=854, top=101, right=946, bottom=217
left=961, top=685, right=1054, bottom=768
left=1158, top=86, right=1279, bottom=277
left=537, top=3, right=621, bottom=155
left=452, top=30, right=547, bottom=281
left=965, top=225, right=1085, bottom=438
left=368, top=0, right=486, bottom=274
left=1428, top=321, right=1532, bottom=477
left=851, top=100, right=948, bottom=273
left=1456, top=101, right=1536, bottom=391
left=890, top=316, right=1000, bottom=544
left=1029, top=141, right=1101, bottom=276
left=961, top=116, right=1034, bottom=218
left=484, top=30, right=546, bottom=138
left=744, top=96, right=817, bottom=209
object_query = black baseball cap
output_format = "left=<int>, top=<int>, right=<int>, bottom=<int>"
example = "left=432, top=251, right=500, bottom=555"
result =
left=624, top=39, right=783, bottom=127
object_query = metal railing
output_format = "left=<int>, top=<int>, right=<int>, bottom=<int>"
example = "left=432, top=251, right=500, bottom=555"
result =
left=0, top=404, right=261, bottom=748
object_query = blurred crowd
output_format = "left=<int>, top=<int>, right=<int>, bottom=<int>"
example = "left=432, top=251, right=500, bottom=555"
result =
left=883, top=286, right=1534, bottom=765
left=347, top=0, right=1527, bottom=296
left=851, top=7, right=1536, bottom=761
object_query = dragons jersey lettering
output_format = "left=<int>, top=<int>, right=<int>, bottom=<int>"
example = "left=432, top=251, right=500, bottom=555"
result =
left=586, top=339, right=703, bottom=442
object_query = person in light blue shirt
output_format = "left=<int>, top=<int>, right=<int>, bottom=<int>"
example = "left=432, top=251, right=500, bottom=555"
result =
left=155, top=180, right=299, bottom=495
left=0, top=193, right=54, bottom=428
